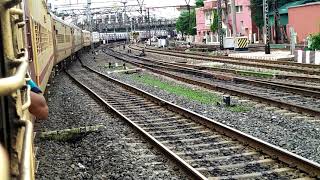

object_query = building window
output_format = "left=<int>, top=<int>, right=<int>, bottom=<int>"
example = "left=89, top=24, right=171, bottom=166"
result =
left=236, top=5, right=243, bottom=13
left=205, top=11, right=212, bottom=26
left=240, top=21, right=244, bottom=35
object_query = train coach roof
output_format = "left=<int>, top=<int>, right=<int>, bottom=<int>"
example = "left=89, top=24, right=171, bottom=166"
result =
left=50, top=12, right=81, bottom=30
left=82, top=30, right=91, bottom=34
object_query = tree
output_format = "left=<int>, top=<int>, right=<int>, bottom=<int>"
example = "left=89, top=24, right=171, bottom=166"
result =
left=310, top=33, right=320, bottom=50
left=210, top=10, right=219, bottom=33
left=176, top=10, right=196, bottom=36
left=195, top=0, right=204, bottom=7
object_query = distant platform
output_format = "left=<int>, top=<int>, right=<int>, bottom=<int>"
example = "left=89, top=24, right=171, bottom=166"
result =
left=228, top=51, right=295, bottom=61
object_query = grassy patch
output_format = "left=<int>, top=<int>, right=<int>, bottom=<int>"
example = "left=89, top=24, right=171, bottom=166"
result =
left=227, top=105, right=251, bottom=113
left=207, top=65, right=278, bottom=78
left=132, top=74, right=251, bottom=112
left=237, top=70, right=274, bottom=78
left=98, top=64, right=128, bottom=70
left=133, top=74, right=220, bottom=104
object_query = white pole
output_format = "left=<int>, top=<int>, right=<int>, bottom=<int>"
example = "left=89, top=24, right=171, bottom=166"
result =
left=231, top=0, right=237, bottom=38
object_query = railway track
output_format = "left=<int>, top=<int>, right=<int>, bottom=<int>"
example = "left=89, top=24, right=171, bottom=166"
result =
left=121, top=48, right=320, bottom=93
left=103, top=49, right=320, bottom=117
left=129, top=45, right=320, bottom=76
left=66, top=62, right=320, bottom=179
left=36, top=71, right=191, bottom=179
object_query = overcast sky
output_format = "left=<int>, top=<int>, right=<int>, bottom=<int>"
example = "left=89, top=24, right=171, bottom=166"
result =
left=48, top=0, right=196, bottom=19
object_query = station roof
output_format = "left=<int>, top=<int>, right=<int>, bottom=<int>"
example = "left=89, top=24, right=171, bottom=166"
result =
left=269, top=0, right=317, bottom=15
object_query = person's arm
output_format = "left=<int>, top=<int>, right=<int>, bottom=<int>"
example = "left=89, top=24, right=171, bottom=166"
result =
left=28, top=91, right=48, bottom=120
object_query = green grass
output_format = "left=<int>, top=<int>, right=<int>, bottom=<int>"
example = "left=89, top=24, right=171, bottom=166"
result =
left=133, top=74, right=220, bottom=104
left=227, top=105, right=251, bottom=113
left=99, top=65, right=127, bottom=70
left=208, top=64, right=277, bottom=78
left=237, top=70, right=274, bottom=78
left=132, top=74, right=251, bottom=112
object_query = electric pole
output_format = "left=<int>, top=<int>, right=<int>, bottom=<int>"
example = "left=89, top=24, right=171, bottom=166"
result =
left=121, top=0, right=129, bottom=44
left=274, top=0, right=280, bottom=44
left=87, top=0, right=94, bottom=50
left=231, top=0, right=237, bottom=38
left=217, top=0, right=223, bottom=50
left=185, top=0, right=191, bottom=41
left=147, top=8, right=151, bottom=46
left=263, top=0, right=270, bottom=54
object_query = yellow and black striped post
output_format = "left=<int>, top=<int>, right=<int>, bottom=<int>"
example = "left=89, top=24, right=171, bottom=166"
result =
left=235, top=37, right=249, bottom=51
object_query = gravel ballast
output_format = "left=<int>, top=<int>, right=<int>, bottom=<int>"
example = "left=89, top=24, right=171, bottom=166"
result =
left=84, top=50, right=320, bottom=164
left=35, top=71, right=190, bottom=179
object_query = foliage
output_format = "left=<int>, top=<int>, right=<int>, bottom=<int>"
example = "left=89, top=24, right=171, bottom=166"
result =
left=250, top=0, right=302, bottom=29
left=134, top=74, right=251, bottom=112
left=176, top=10, right=197, bottom=35
left=227, top=105, right=251, bottom=113
left=210, top=10, right=219, bottom=33
left=133, top=74, right=220, bottom=104
left=310, top=33, right=320, bottom=50
left=195, top=0, right=204, bottom=7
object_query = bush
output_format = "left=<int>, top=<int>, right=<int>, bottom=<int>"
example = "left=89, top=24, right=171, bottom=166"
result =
left=310, top=33, right=320, bottom=51
left=210, top=10, right=219, bottom=33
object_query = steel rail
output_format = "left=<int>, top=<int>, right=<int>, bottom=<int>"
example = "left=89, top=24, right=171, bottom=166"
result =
left=133, top=45, right=320, bottom=83
left=167, top=61, right=320, bottom=86
left=70, top=63, right=320, bottom=177
left=134, top=45, right=320, bottom=69
left=66, top=70, right=208, bottom=180
left=113, top=49, right=320, bottom=98
left=104, top=50, right=320, bottom=117
left=129, top=45, right=320, bottom=75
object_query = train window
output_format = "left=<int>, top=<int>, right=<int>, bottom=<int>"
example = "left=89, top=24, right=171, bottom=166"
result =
left=57, top=34, right=64, bottom=43
left=34, top=22, right=41, bottom=54
left=65, top=35, right=70, bottom=42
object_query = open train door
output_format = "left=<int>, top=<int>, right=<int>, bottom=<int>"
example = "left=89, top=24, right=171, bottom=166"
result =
left=0, top=2, right=12, bottom=179
left=0, top=0, right=35, bottom=179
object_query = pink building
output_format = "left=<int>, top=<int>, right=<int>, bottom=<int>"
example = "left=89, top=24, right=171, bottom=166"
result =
left=288, top=2, right=320, bottom=43
left=195, top=0, right=258, bottom=44
left=195, top=1, right=215, bottom=43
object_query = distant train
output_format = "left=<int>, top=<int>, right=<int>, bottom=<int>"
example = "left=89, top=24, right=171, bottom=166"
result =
left=93, top=32, right=129, bottom=44
left=91, top=30, right=171, bottom=44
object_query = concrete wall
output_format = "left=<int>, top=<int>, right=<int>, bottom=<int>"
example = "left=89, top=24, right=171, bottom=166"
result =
left=204, top=0, right=217, bottom=10
left=195, top=0, right=257, bottom=44
left=288, top=3, right=320, bottom=43
left=196, top=7, right=206, bottom=43
left=295, top=50, right=320, bottom=64
left=228, top=0, right=256, bottom=36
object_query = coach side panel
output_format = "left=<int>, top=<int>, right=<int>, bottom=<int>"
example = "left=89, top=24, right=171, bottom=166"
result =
left=74, top=28, right=82, bottom=52
left=83, top=31, right=91, bottom=47
left=26, top=0, right=55, bottom=91
left=54, top=19, right=72, bottom=64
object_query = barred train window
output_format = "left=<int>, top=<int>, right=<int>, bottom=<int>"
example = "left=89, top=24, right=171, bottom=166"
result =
left=34, top=21, right=52, bottom=54
left=57, top=34, right=64, bottom=43
left=65, top=35, right=70, bottom=43
left=34, top=22, right=41, bottom=54
left=40, top=27, right=49, bottom=52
